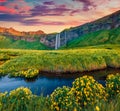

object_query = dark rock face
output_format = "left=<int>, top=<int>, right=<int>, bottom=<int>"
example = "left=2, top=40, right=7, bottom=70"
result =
left=40, top=33, right=57, bottom=48
left=0, top=10, right=120, bottom=49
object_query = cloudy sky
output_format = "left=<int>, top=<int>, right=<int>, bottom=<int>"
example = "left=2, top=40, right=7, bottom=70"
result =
left=0, top=0, right=120, bottom=33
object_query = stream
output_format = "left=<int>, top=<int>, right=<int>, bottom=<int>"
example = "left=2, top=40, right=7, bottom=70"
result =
left=0, top=68, right=120, bottom=96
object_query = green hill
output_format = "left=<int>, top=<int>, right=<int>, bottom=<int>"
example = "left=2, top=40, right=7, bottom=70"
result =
left=62, top=27, right=120, bottom=49
left=0, top=35, right=50, bottom=50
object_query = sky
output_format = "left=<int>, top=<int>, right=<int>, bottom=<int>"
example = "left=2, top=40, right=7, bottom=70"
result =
left=0, top=0, right=120, bottom=33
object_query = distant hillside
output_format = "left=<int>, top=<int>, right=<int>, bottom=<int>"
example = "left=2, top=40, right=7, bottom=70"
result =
left=0, top=35, right=50, bottom=50
left=62, top=27, right=120, bottom=49
left=0, top=27, right=45, bottom=37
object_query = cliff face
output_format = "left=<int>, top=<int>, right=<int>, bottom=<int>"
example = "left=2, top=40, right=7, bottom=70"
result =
left=59, top=10, right=120, bottom=47
left=40, top=10, right=120, bottom=48
left=0, top=10, right=120, bottom=49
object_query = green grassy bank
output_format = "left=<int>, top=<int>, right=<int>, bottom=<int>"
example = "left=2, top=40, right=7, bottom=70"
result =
left=0, top=48, right=120, bottom=78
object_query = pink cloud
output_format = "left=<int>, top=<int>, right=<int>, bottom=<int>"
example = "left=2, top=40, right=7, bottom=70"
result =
left=0, top=0, right=7, bottom=2
left=0, top=0, right=32, bottom=15
left=0, top=6, right=17, bottom=14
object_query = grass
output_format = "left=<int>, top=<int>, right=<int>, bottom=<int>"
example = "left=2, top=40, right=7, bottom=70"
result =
left=62, top=27, right=120, bottom=49
left=1, top=92, right=119, bottom=111
left=86, top=94, right=120, bottom=111
left=0, top=35, right=50, bottom=50
left=0, top=48, right=120, bottom=78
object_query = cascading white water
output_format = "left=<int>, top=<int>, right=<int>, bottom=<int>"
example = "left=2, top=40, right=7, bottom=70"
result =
left=58, top=33, right=60, bottom=48
left=55, top=33, right=60, bottom=49
left=65, top=31, right=67, bottom=46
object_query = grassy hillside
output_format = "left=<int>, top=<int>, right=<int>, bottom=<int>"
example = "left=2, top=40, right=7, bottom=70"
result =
left=0, top=48, right=120, bottom=78
left=63, top=27, right=120, bottom=49
left=0, top=35, right=50, bottom=50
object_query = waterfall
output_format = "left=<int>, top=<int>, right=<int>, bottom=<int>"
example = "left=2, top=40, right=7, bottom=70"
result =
left=58, top=33, right=60, bottom=48
left=55, top=34, right=58, bottom=49
left=65, top=31, right=67, bottom=46
left=55, top=33, right=60, bottom=49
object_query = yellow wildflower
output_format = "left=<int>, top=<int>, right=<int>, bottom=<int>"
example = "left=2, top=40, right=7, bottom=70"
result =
left=95, top=106, right=100, bottom=111
left=73, top=108, right=77, bottom=111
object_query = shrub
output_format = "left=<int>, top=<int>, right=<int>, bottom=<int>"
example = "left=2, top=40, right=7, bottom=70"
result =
left=72, top=76, right=107, bottom=107
left=50, top=86, right=75, bottom=111
left=50, top=76, right=108, bottom=111
left=106, top=73, right=120, bottom=99
left=9, top=87, right=32, bottom=100
left=8, top=87, right=33, bottom=111
left=14, top=68, right=39, bottom=78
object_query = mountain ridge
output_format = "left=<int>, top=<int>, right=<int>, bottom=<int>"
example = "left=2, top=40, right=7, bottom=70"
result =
left=0, top=10, right=120, bottom=49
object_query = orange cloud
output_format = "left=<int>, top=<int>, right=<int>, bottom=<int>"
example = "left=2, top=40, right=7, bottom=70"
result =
left=108, top=8, right=120, bottom=12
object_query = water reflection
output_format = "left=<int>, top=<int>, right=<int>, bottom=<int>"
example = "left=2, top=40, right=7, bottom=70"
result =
left=0, top=68, right=120, bottom=96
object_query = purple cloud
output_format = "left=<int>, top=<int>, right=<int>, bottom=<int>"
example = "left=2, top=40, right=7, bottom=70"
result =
left=43, top=1, right=55, bottom=5
left=30, top=3, right=72, bottom=16
left=21, top=19, right=40, bottom=25
left=22, top=19, right=65, bottom=26
left=70, top=9, right=80, bottom=15
left=72, top=0, right=96, bottom=11
left=0, top=13, right=65, bottom=26
left=0, top=13, right=29, bottom=22
left=40, top=21, right=65, bottom=25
